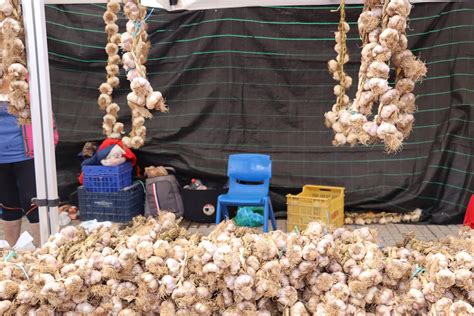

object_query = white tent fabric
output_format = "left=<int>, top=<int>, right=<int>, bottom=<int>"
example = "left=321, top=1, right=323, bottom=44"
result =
left=141, top=0, right=455, bottom=11
left=43, top=0, right=456, bottom=9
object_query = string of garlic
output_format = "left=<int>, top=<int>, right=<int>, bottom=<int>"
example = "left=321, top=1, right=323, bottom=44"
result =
left=388, top=0, right=427, bottom=140
left=325, top=0, right=355, bottom=146
left=120, top=0, right=168, bottom=150
left=344, top=208, right=422, bottom=225
left=0, top=0, right=30, bottom=125
left=99, top=0, right=168, bottom=149
left=99, top=0, right=124, bottom=139
left=325, top=0, right=427, bottom=153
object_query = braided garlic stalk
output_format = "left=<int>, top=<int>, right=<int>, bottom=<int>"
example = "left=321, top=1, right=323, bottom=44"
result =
left=120, top=0, right=168, bottom=150
left=100, top=0, right=167, bottom=149
left=325, top=0, right=426, bottom=153
left=1, top=0, right=30, bottom=124
left=99, top=0, right=123, bottom=139
left=388, top=0, right=426, bottom=138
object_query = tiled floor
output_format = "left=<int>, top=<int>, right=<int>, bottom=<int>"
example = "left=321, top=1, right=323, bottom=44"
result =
left=0, top=218, right=463, bottom=247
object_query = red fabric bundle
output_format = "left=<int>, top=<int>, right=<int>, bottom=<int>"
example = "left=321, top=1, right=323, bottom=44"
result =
left=463, top=194, right=474, bottom=229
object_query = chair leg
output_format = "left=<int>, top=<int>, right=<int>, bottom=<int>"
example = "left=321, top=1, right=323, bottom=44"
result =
left=222, top=205, right=229, bottom=220
left=263, top=202, right=269, bottom=233
left=269, top=200, right=277, bottom=230
left=216, top=201, right=222, bottom=224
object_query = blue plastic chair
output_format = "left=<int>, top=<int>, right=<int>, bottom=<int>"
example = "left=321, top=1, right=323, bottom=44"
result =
left=216, top=154, right=277, bottom=232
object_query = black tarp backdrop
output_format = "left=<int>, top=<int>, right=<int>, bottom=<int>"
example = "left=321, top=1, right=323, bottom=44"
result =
left=46, top=2, right=473, bottom=223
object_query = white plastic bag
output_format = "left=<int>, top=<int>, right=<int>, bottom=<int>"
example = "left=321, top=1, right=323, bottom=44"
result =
left=0, top=231, right=35, bottom=251
left=59, top=211, right=72, bottom=226
left=80, top=219, right=112, bottom=232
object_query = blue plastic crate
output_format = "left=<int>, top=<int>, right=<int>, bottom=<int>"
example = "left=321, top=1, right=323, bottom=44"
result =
left=78, top=182, right=144, bottom=223
left=83, top=162, right=132, bottom=192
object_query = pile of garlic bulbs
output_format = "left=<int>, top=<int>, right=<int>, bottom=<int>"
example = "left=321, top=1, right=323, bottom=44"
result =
left=0, top=0, right=30, bottom=124
left=99, top=0, right=168, bottom=149
left=345, top=208, right=422, bottom=225
left=1, top=212, right=472, bottom=315
left=325, top=0, right=427, bottom=153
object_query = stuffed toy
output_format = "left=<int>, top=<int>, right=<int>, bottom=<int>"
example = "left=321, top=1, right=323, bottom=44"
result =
left=81, top=142, right=97, bottom=159
left=101, top=144, right=126, bottom=166
left=144, top=166, right=168, bottom=178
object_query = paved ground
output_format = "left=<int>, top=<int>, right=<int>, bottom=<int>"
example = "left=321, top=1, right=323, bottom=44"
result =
left=181, top=220, right=462, bottom=247
left=0, top=218, right=462, bottom=247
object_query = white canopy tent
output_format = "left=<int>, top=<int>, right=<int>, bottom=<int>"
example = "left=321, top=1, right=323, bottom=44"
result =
left=21, top=0, right=448, bottom=245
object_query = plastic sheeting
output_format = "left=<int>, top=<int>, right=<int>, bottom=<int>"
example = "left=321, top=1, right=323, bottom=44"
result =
left=46, top=2, right=473, bottom=223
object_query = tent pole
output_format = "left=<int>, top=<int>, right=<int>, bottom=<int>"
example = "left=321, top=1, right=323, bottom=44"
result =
left=33, top=0, right=60, bottom=238
left=22, top=0, right=50, bottom=245
left=22, top=0, right=60, bottom=245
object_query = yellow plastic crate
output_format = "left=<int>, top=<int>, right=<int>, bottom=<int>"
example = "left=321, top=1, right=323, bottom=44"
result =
left=286, top=185, right=345, bottom=231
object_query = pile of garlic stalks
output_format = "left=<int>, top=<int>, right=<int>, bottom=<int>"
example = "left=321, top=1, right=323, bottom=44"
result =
left=345, top=208, right=422, bottom=225
left=0, top=213, right=472, bottom=315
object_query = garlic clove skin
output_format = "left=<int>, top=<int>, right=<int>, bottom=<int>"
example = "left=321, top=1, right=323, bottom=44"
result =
left=0, top=300, right=12, bottom=314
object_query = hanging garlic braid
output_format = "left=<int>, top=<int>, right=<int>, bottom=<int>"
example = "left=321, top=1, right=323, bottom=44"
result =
left=99, top=0, right=168, bottom=150
left=325, top=0, right=427, bottom=153
left=99, top=0, right=123, bottom=139
left=1, top=0, right=30, bottom=125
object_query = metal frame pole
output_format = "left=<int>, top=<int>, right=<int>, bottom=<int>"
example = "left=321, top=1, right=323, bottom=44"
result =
left=22, top=0, right=59, bottom=245
left=22, top=0, right=127, bottom=246
left=33, top=0, right=60, bottom=239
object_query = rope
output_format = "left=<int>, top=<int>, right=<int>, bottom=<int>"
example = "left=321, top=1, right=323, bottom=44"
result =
left=3, top=250, right=30, bottom=280
left=3, top=250, right=17, bottom=262
left=136, top=179, right=146, bottom=193
left=144, top=8, right=155, bottom=22
left=131, top=7, right=155, bottom=38
left=14, top=263, right=30, bottom=280
left=410, top=265, right=426, bottom=280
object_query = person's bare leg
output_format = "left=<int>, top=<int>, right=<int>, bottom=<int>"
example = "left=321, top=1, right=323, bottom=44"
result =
left=3, top=219, right=21, bottom=247
left=30, top=222, right=41, bottom=247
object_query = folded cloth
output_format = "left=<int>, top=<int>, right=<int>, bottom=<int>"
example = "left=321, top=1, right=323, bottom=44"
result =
left=81, top=145, right=115, bottom=166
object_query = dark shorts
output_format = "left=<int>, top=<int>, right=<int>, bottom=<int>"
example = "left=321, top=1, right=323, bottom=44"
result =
left=0, top=159, right=39, bottom=223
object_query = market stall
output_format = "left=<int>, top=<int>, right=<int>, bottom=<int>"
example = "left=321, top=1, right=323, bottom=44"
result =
left=0, top=0, right=472, bottom=313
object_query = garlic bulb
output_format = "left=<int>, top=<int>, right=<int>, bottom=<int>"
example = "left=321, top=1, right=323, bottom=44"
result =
left=0, top=300, right=12, bottom=314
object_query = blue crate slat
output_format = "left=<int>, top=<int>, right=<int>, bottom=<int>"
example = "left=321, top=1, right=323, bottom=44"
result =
left=78, top=182, right=144, bottom=222
left=82, top=162, right=133, bottom=192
